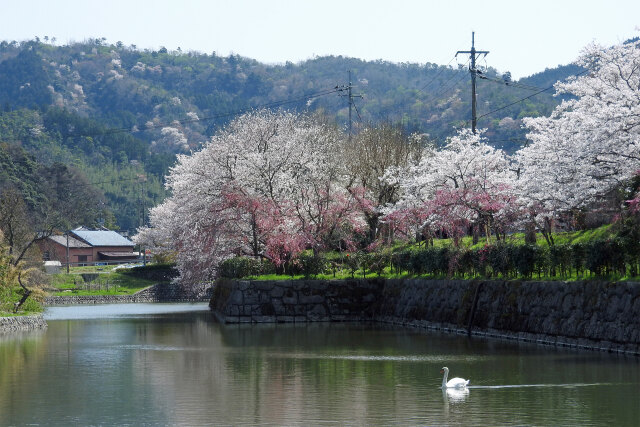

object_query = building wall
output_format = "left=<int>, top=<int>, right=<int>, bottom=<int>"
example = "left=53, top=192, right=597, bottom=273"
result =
left=39, top=240, right=134, bottom=265
left=91, top=245, right=134, bottom=260
left=40, top=241, right=94, bottom=265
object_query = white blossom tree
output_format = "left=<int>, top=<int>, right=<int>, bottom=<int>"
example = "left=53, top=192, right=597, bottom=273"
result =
left=518, top=37, right=640, bottom=243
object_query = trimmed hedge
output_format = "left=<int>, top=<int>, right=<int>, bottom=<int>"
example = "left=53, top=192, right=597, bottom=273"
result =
left=218, top=257, right=275, bottom=279
left=121, top=263, right=179, bottom=282
left=218, top=238, right=640, bottom=280
left=390, top=238, right=636, bottom=279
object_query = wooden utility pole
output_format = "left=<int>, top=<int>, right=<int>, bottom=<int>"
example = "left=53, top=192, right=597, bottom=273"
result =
left=456, top=32, right=489, bottom=134
left=66, top=232, right=70, bottom=273
left=138, top=174, right=147, bottom=266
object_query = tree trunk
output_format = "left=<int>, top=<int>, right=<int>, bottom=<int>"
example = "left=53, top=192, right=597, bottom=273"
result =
left=13, top=273, right=31, bottom=313
left=544, top=217, right=555, bottom=246
left=524, top=220, right=537, bottom=245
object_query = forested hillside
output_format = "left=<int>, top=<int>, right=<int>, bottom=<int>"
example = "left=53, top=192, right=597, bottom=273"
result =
left=0, top=38, right=581, bottom=233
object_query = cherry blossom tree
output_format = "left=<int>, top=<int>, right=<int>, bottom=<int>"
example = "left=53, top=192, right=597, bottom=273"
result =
left=518, top=37, right=640, bottom=243
left=384, top=129, right=518, bottom=245
left=136, top=110, right=368, bottom=284
left=341, top=123, right=424, bottom=243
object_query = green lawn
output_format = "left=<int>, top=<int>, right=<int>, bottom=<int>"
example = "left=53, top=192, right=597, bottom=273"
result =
left=48, top=266, right=155, bottom=296
left=412, top=224, right=615, bottom=250
left=0, top=287, right=44, bottom=317
left=242, top=268, right=639, bottom=283
left=238, top=224, right=640, bottom=282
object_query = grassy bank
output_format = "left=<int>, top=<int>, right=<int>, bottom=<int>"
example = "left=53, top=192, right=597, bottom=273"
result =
left=0, top=287, right=44, bottom=317
left=48, top=264, right=171, bottom=296
left=220, top=225, right=640, bottom=282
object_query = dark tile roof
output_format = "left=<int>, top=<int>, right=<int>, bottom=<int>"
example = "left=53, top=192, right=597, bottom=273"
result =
left=48, top=235, right=91, bottom=248
left=98, top=251, right=138, bottom=259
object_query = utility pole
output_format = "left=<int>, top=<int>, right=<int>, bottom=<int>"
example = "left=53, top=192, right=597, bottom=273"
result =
left=456, top=32, right=489, bottom=134
left=66, top=232, right=70, bottom=273
left=339, top=70, right=363, bottom=142
left=138, top=174, right=147, bottom=266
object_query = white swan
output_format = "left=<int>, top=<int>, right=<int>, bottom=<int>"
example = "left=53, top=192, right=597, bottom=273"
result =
left=444, top=386, right=469, bottom=403
left=440, top=367, right=469, bottom=389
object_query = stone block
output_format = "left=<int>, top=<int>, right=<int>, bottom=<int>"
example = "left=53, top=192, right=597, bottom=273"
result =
left=299, top=293, right=325, bottom=304
left=243, top=289, right=260, bottom=305
left=270, top=286, right=285, bottom=298
left=255, top=281, right=275, bottom=291
left=307, top=304, right=327, bottom=321
left=282, top=290, right=298, bottom=304
left=229, top=290, right=243, bottom=305
left=272, top=299, right=285, bottom=315
left=308, top=281, right=329, bottom=291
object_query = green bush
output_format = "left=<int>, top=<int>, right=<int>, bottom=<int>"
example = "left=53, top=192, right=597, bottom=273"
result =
left=367, top=250, right=391, bottom=276
left=486, top=244, right=512, bottom=278
left=295, top=252, right=327, bottom=278
left=121, top=263, right=179, bottom=281
left=391, top=249, right=413, bottom=274
left=218, top=257, right=275, bottom=279
left=514, top=244, right=537, bottom=279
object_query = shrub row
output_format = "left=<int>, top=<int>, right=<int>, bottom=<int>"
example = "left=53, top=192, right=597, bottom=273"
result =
left=219, top=238, right=640, bottom=280
left=121, top=263, right=179, bottom=281
left=394, top=239, right=637, bottom=279
left=218, top=257, right=275, bottom=279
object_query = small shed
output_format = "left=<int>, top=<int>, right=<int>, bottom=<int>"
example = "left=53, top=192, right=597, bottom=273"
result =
left=44, top=260, right=62, bottom=274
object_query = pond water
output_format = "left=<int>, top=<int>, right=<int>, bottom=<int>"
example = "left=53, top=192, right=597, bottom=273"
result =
left=1, top=303, right=639, bottom=426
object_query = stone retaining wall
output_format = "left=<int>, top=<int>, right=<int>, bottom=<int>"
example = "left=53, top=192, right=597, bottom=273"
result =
left=0, top=315, right=47, bottom=333
left=210, top=279, right=383, bottom=323
left=45, top=282, right=212, bottom=306
left=210, top=279, right=640, bottom=355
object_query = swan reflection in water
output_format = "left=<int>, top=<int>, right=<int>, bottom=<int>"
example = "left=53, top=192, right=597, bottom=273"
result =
left=442, top=387, right=469, bottom=417
left=443, top=386, right=469, bottom=403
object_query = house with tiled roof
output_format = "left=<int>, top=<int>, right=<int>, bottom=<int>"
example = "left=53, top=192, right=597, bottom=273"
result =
left=40, top=227, right=138, bottom=266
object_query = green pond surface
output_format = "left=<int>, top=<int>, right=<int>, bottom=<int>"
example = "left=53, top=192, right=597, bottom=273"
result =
left=1, top=303, right=639, bottom=426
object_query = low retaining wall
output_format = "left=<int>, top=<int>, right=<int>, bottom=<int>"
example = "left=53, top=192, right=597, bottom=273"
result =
left=0, top=315, right=47, bottom=333
left=210, top=279, right=640, bottom=355
left=45, top=282, right=212, bottom=306
left=210, top=279, right=383, bottom=323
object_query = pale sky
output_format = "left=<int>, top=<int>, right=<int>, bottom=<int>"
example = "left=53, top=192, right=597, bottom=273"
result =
left=1, top=0, right=638, bottom=79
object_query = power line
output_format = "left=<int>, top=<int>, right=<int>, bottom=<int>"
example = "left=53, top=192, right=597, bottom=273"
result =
left=352, top=101, right=363, bottom=123
left=0, top=86, right=345, bottom=144
left=414, top=56, right=457, bottom=95
left=475, top=68, right=590, bottom=122
left=477, top=74, right=545, bottom=91
left=430, top=64, right=470, bottom=100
